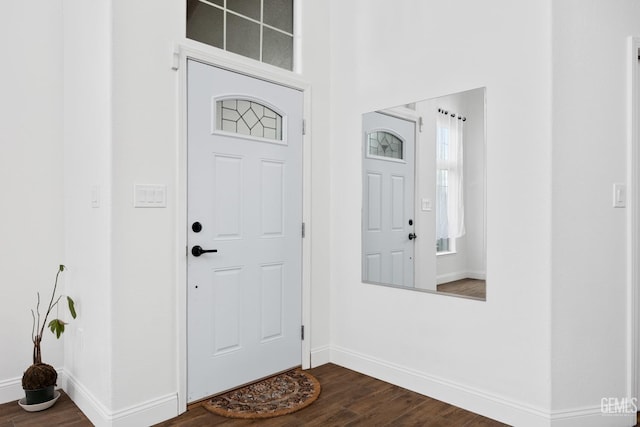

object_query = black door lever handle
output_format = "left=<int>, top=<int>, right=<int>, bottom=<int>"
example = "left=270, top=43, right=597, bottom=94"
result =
left=191, top=245, right=218, bottom=257
left=408, top=233, right=417, bottom=240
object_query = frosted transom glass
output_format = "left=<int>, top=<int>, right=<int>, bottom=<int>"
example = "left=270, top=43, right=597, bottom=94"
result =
left=226, top=13, right=260, bottom=60
left=186, top=0, right=223, bottom=49
left=217, top=99, right=283, bottom=141
left=186, top=0, right=294, bottom=71
left=263, top=0, right=293, bottom=33
left=263, top=27, right=293, bottom=70
left=227, top=0, right=261, bottom=21
left=368, top=131, right=403, bottom=159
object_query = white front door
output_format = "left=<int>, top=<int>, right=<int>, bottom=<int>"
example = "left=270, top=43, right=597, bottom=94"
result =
left=187, top=59, right=303, bottom=402
left=362, top=111, right=416, bottom=287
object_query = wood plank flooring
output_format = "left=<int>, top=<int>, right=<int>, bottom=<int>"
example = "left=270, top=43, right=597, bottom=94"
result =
left=157, top=364, right=508, bottom=426
left=2, top=364, right=638, bottom=426
left=437, top=278, right=486, bottom=300
left=0, top=390, right=90, bottom=426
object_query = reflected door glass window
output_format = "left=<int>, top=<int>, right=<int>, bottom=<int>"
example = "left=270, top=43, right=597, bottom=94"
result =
left=187, top=0, right=294, bottom=71
left=367, top=131, right=404, bottom=160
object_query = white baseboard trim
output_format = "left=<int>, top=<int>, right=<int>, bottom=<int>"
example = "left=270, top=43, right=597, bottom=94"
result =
left=330, top=345, right=550, bottom=427
left=466, top=271, right=486, bottom=280
left=65, top=371, right=178, bottom=427
left=0, top=368, right=67, bottom=405
left=0, top=376, right=23, bottom=404
left=110, top=393, right=178, bottom=427
left=550, top=406, right=636, bottom=427
left=310, top=345, right=330, bottom=367
left=64, top=372, right=111, bottom=427
left=436, top=271, right=467, bottom=285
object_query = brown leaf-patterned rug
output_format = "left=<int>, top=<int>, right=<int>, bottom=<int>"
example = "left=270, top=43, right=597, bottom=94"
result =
left=203, top=369, right=321, bottom=419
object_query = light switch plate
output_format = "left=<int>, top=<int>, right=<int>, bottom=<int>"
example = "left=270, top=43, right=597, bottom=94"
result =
left=134, top=184, right=167, bottom=208
left=613, top=183, right=626, bottom=208
left=91, top=185, right=100, bottom=208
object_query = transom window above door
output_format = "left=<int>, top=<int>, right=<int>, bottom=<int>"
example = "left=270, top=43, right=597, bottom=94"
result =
left=187, top=0, right=295, bottom=71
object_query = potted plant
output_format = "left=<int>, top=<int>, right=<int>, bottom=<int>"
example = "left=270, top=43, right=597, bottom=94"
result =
left=21, top=264, right=76, bottom=407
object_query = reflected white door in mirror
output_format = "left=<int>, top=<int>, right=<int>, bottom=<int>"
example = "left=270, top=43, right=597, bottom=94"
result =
left=362, top=111, right=416, bottom=288
left=361, top=88, right=487, bottom=300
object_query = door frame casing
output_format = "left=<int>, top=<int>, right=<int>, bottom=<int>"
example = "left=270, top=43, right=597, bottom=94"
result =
left=175, top=44, right=313, bottom=413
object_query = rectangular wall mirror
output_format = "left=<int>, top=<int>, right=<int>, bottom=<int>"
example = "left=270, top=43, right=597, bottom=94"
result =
left=361, top=87, right=486, bottom=300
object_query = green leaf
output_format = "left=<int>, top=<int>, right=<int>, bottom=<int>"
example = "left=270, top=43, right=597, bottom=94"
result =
left=59, top=264, right=65, bottom=272
left=67, top=296, right=77, bottom=319
left=48, top=319, right=67, bottom=339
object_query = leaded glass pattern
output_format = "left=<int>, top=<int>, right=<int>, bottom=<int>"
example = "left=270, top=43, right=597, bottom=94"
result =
left=216, top=99, right=283, bottom=141
left=368, top=131, right=403, bottom=160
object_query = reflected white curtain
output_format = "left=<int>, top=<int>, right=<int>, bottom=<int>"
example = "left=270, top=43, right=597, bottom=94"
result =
left=436, top=110, right=465, bottom=240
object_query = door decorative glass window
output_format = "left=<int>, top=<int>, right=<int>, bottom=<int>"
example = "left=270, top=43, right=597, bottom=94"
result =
left=216, top=98, right=283, bottom=141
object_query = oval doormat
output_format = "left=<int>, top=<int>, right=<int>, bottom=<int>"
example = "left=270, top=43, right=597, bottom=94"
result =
left=204, top=369, right=321, bottom=419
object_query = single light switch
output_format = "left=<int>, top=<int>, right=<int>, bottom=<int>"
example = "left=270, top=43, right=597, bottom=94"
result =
left=421, top=198, right=432, bottom=212
left=613, top=183, right=626, bottom=208
left=134, top=184, right=167, bottom=208
left=91, top=185, right=100, bottom=208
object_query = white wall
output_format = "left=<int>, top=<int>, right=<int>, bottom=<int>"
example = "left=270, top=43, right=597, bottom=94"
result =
left=551, top=1, right=640, bottom=424
left=108, top=0, right=181, bottom=416
left=328, top=1, right=553, bottom=425
left=62, top=0, right=114, bottom=417
left=328, top=1, right=640, bottom=425
left=0, top=1, right=65, bottom=403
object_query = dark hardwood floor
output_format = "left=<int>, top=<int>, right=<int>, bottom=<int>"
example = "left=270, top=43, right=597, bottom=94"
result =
left=0, top=390, right=90, bottom=426
left=2, top=364, right=638, bottom=426
left=157, top=364, right=507, bottom=426
left=437, top=278, right=486, bottom=300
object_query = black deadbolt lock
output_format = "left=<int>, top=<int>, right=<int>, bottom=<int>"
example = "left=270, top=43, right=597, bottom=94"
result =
left=408, top=219, right=413, bottom=226
left=192, top=222, right=202, bottom=233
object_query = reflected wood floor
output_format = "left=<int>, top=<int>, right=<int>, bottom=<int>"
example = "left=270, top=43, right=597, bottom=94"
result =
left=437, top=278, right=486, bottom=300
